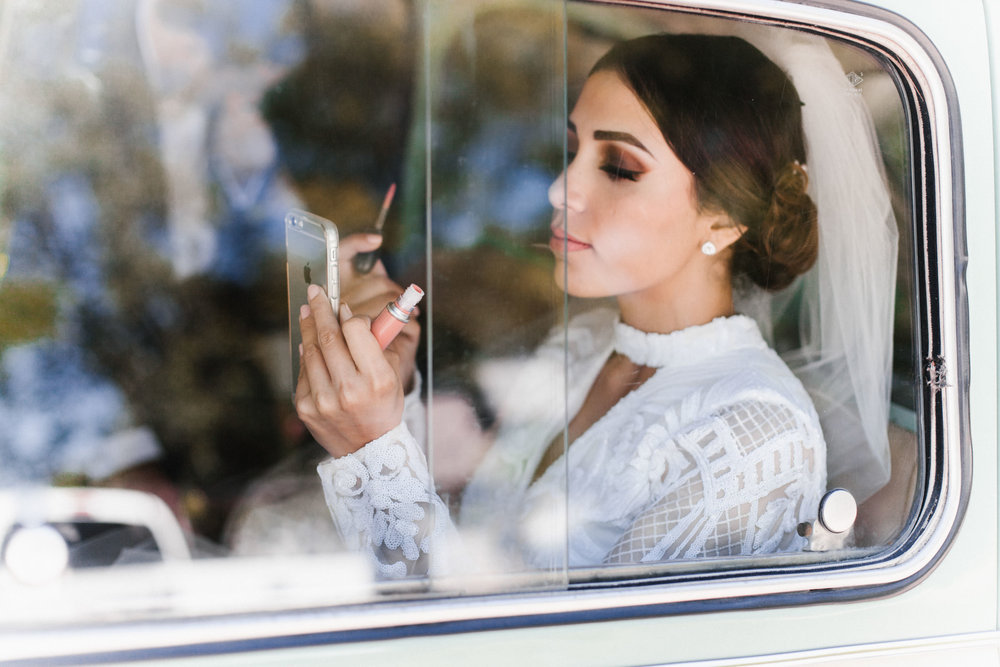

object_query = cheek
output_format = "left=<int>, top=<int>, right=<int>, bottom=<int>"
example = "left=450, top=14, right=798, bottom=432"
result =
left=634, top=190, right=702, bottom=250
left=596, top=199, right=671, bottom=261
left=602, top=205, right=703, bottom=281
left=598, top=228, right=654, bottom=271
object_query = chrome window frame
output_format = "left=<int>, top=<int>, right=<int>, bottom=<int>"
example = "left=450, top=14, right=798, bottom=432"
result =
left=0, top=0, right=970, bottom=661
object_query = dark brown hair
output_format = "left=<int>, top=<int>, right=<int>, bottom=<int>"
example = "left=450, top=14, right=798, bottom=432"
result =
left=591, top=34, right=818, bottom=291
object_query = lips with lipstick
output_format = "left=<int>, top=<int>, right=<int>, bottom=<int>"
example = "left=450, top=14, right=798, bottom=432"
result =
left=549, top=228, right=592, bottom=253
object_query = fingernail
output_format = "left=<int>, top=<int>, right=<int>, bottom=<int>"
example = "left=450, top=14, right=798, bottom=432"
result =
left=298, top=343, right=303, bottom=356
left=367, top=234, right=383, bottom=244
left=300, top=304, right=310, bottom=319
left=307, top=284, right=322, bottom=300
left=340, top=303, right=353, bottom=320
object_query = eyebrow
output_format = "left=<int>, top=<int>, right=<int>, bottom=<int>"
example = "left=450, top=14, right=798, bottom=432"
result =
left=567, top=121, right=653, bottom=157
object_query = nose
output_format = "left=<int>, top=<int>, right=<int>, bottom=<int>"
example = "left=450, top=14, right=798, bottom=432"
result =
left=547, top=164, right=585, bottom=213
left=547, top=171, right=565, bottom=209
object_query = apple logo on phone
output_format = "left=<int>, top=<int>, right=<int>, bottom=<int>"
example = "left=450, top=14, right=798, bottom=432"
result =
left=303, top=262, right=312, bottom=285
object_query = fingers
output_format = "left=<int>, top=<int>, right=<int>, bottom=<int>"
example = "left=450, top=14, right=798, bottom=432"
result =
left=298, top=301, right=334, bottom=408
left=338, top=233, right=398, bottom=317
left=300, top=287, right=398, bottom=400
left=339, top=233, right=385, bottom=279
left=343, top=280, right=407, bottom=320
left=339, top=303, right=396, bottom=381
left=293, top=281, right=411, bottom=458
left=339, top=232, right=383, bottom=259
left=306, top=284, right=357, bottom=377
left=298, top=285, right=349, bottom=417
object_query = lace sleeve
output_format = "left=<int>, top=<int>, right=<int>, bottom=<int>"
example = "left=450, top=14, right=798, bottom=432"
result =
left=316, top=420, right=454, bottom=578
left=604, top=399, right=824, bottom=563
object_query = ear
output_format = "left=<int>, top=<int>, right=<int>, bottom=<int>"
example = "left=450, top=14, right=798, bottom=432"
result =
left=707, top=217, right=747, bottom=254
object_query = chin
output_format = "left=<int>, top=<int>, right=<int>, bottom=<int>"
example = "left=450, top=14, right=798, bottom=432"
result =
left=552, top=264, right=610, bottom=299
left=552, top=265, right=567, bottom=292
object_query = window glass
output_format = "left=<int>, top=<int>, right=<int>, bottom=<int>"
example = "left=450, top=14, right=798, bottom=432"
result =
left=0, top=0, right=569, bottom=620
left=420, top=0, right=569, bottom=585
left=0, top=0, right=397, bottom=621
left=0, top=0, right=928, bottom=632
left=560, top=2, right=918, bottom=579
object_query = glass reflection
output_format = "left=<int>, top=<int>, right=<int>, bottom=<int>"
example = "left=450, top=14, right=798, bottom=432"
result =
left=0, top=0, right=316, bottom=557
left=0, top=0, right=917, bottom=615
left=422, top=0, right=567, bottom=580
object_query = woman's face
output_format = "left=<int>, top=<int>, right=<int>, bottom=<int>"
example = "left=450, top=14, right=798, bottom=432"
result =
left=547, top=71, right=724, bottom=307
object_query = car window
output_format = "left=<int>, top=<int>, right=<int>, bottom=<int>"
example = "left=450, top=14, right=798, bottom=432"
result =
left=558, top=2, right=923, bottom=582
left=0, top=0, right=965, bottom=647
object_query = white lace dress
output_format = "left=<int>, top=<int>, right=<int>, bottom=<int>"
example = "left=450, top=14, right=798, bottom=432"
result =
left=318, top=308, right=826, bottom=577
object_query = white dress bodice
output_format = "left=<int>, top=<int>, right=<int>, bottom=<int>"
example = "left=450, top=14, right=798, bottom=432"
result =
left=318, top=308, right=826, bottom=577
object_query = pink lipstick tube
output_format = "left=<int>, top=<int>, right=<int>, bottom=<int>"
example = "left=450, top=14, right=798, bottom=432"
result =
left=371, top=284, right=424, bottom=349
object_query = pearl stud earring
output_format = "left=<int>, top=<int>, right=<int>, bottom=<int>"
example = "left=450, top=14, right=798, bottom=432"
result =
left=701, top=241, right=717, bottom=256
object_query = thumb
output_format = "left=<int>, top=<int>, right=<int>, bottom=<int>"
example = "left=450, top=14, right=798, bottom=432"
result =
left=339, top=233, right=383, bottom=262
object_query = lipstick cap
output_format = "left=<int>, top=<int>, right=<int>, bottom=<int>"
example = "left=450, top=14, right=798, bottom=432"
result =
left=397, top=284, right=424, bottom=313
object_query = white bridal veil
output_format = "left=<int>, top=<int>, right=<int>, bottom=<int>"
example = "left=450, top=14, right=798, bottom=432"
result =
left=732, top=25, right=900, bottom=504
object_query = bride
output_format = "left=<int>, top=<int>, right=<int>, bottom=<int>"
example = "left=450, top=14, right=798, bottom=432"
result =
left=293, top=32, right=896, bottom=577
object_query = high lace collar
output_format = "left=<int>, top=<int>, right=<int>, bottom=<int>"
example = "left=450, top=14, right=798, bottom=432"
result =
left=613, top=315, right=765, bottom=368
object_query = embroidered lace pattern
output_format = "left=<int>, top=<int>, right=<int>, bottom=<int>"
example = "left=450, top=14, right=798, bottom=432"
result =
left=318, top=309, right=827, bottom=576
left=318, top=422, right=453, bottom=578
left=604, top=400, right=819, bottom=563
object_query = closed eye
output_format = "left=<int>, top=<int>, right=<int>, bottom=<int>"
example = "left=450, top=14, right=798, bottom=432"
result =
left=600, top=147, right=643, bottom=182
left=600, top=163, right=641, bottom=182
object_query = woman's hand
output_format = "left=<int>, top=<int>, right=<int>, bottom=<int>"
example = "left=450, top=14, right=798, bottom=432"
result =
left=339, top=234, right=420, bottom=393
left=339, top=234, right=394, bottom=312
left=295, top=283, right=405, bottom=458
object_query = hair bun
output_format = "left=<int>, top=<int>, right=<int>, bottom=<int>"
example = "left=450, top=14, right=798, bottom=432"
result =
left=733, top=161, right=818, bottom=292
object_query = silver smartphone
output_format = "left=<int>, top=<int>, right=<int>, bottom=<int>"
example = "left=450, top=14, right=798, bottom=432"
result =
left=286, top=209, right=339, bottom=395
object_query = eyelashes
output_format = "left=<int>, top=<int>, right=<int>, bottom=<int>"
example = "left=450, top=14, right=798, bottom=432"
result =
left=600, top=161, right=641, bottom=182
left=599, top=147, right=643, bottom=182
left=566, top=140, right=644, bottom=183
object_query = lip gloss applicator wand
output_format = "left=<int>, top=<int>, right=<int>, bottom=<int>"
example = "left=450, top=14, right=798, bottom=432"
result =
left=371, top=283, right=424, bottom=349
left=353, top=183, right=396, bottom=274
